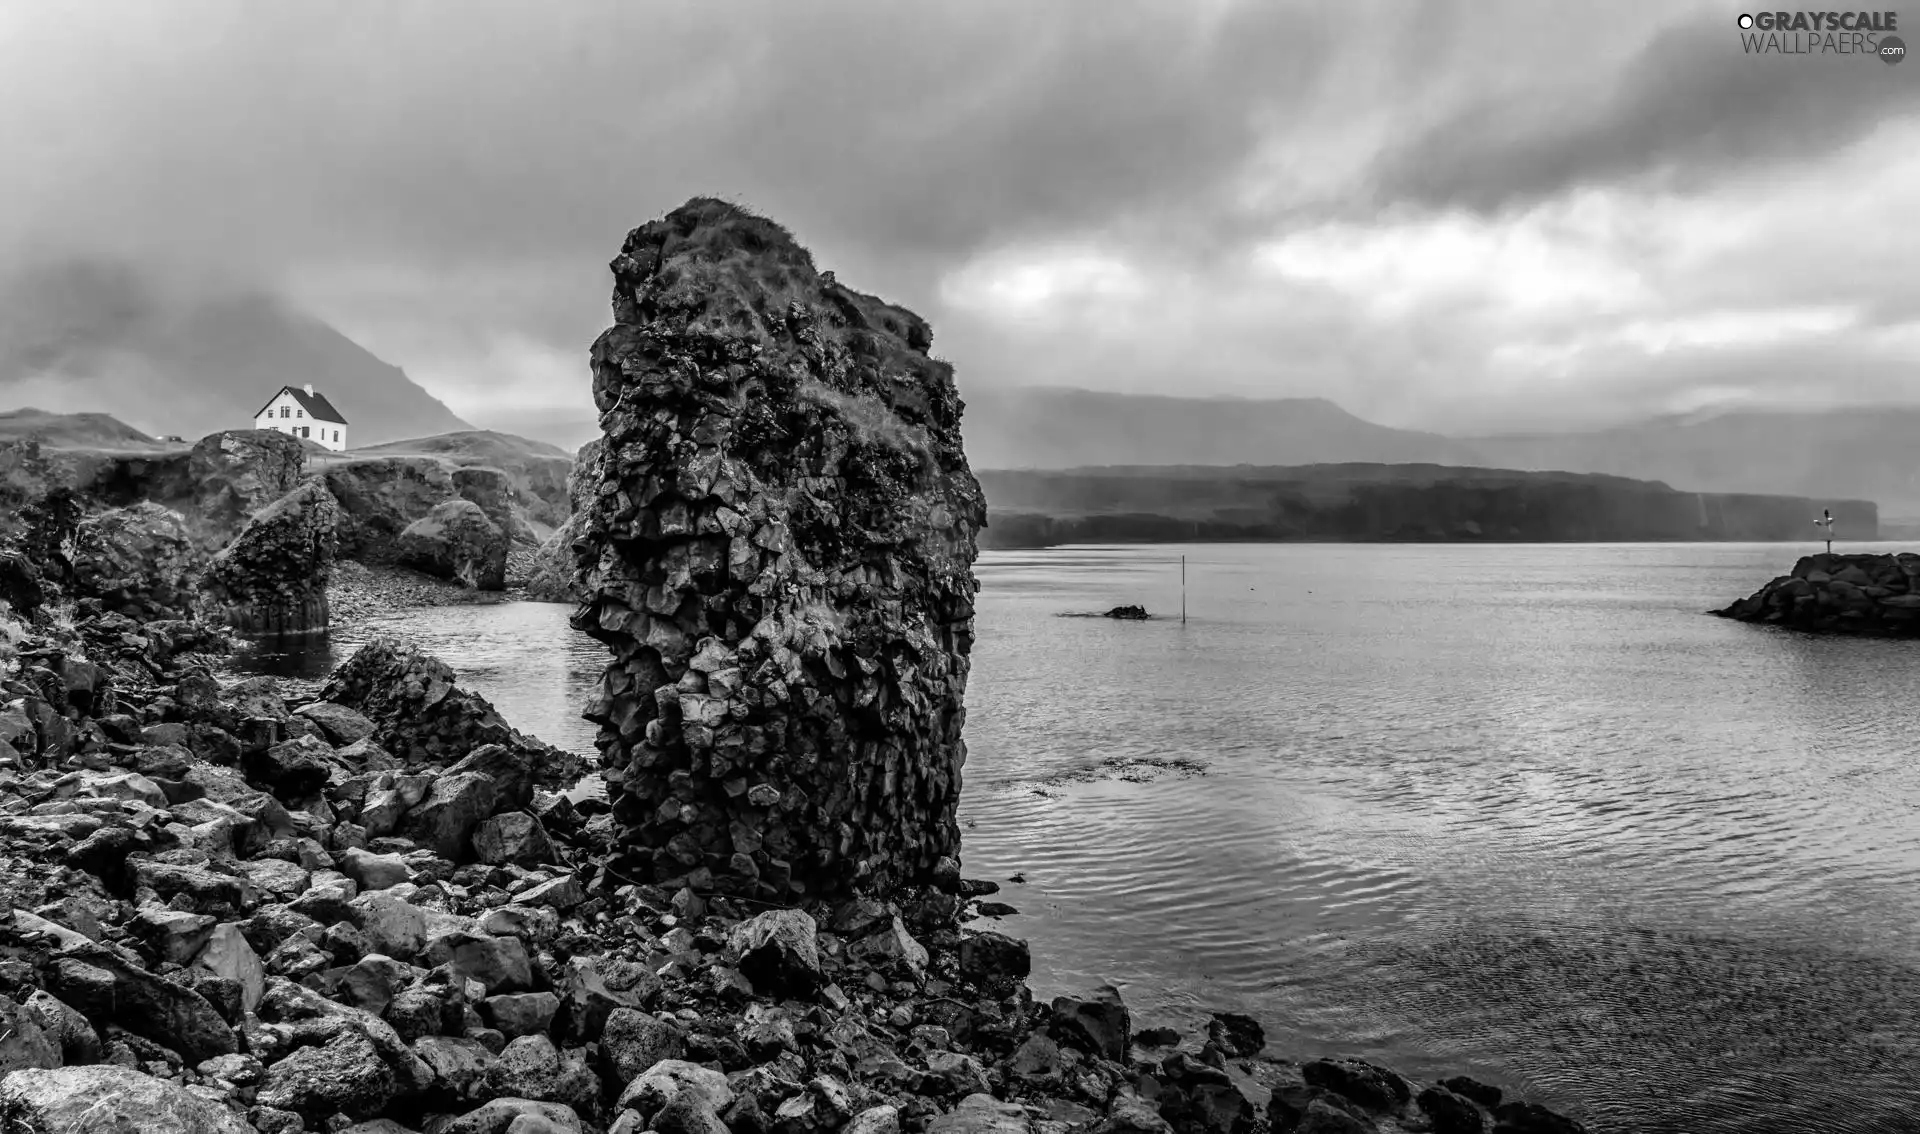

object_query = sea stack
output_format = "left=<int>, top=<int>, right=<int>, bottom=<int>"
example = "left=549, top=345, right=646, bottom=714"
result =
left=571, top=198, right=986, bottom=901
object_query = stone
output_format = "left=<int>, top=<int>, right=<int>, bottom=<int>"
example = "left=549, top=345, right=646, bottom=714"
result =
left=24, top=991, right=101, bottom=1065
left=481, top=991, right=561, bottom=1038
left=1441, top=1077, right=1503, bottom=1108
left=575, top=199, right=984, bottom=899
left=928, top=1093, right=1033, bottom=1134
left=1208, top=1011, right=1265, bottom=1058
left=601, top=1008, right=687, bottom=1085
left=295, top=700, right=377, bottom=745
left=472, top=811, right=556, bottom=866
left=728, top=908, right=823, bottom=997
left=343, top=847, right=414, bottom=891
left=321, top=639, right=580, bottom=787
left=852, top=915, right=929, bottom=981
left=614, top=1058, right=734, bottom=1122
left=0, top=1065, right=252, bottom=1133
left=247, top=734, right=338, bottom=799
left=339, top=955, right=415, bottom=1015
left=1301, top=1059, right=1410, bottom=1114
left=847, top=1105, right=903, bottom=1134
left=556, top=954, right=658, bottom=1041
left=45, top=946, right=237, bottom=1063
left=426, top=932, right=535, bottom=994
left=1490, top=1101, right=1589, bottom=1134
left=257, top=1027, right=398, bottom=1119
left=404, top=771, right=500, bottom=860
left=442, top=1098, right=586, bottom=1134
left=1052, top=985, right=1130, bottom=1063
left=194, top=923, right=267, bottom=1012
left=1417, top=1087, right=1485, bottom=1134
left=68, top=503, right=203, bottom=621
left=203, top=481, right=340, bottom=635
left=959, top=931, right=1030, bottom=987
left=398, top=499, right=510, bottom=590
left=412, top=1034, right=495, bottom=1099
left=1293, top=1099, right=1377, bottom=1134
left=0, top=994, right=61, bottom=1073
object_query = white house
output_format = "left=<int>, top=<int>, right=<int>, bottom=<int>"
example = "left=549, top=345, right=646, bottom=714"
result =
left=253, top=384, right=349, bottom=451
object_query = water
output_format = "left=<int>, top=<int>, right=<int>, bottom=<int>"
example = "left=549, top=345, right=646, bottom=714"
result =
left=231, top=543, right=1920, bottom=1133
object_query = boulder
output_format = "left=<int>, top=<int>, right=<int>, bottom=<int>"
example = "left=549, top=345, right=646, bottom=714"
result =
left=601, top=1008, right=687, bottom=1085
left=321, top=639, right=580, bottom=786
left=472, top=811, right=556, bottom=866
left=256, top=1027, right=398, bottom=1119
left=443, top=1098, right=586, bottom=1134
left=927, top=1094, right=1033, bottom=1134
left=69, top=502, right=204, bottom=620
left=0, top=1065, right=252, bottom=1133
left=44, top=944, right=237, bottom=1063
left=729, top=909, right=823, bottom=997
left=294, top=700, right=377, bottom=745
left=186, top=429, right=309, bottom=538
left=573, top=198, right=984, bottom=899
left=397, top=499, right=509, bottom=590
left=1052, top=985, right=1131, bottom=1063
left=453, top=465, right=533, bottom=545
left=314, top=456, right=459, bottom=564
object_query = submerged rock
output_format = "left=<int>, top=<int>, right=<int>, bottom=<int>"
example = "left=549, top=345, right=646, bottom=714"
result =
left=572, top=197, right=986, bottom=899
left=1103, top=605, right=1149, bottom=620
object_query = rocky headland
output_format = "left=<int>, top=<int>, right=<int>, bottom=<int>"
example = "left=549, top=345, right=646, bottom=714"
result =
left=0, top=198, right=1592, bottom=1134
left=1713, top=552, right=1920, bottom=634
left=978, top=467, right=1879, bottom=549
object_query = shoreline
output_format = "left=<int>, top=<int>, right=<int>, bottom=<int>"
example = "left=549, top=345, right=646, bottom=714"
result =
left=0, top=583, right=1596, bottom=1134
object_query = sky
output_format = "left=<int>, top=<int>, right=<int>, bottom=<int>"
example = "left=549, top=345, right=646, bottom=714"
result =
left=2, top=0, right=1917, bottom=435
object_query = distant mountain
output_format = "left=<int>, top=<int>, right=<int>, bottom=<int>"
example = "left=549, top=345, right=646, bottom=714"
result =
left=959, top=386, right=1480, bottom=470
left=959, top=387, right=1920, bottom=519
left=0, top=260, right=472, bottom=446
left=1466, top=407, right=1920, bottom=519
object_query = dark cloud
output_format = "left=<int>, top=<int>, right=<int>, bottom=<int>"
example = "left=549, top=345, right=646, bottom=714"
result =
left=1372, top=10, right=1920, bottom=211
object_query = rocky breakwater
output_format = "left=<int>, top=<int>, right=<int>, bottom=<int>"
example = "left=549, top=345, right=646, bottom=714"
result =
left=569, top=198, right=986, bottom=902
left=203, top=482, right=342, bottom=636
left=1713, top=551, right=1920, bottom=634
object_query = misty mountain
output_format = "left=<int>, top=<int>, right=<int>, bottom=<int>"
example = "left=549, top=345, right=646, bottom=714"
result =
left=1466, top=408, right=1920, bottom=519
left=0, top=260, right=471, bottom=446
left=960, top=386, right=1480, bottom=470
left=959, top=387, right=1920, bottom=519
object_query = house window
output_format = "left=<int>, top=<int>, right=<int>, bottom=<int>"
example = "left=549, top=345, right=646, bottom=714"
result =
left=333, top=430, right=340, bottom=442
left=301, top=426, right=310, bottom=438
left=280, top=406, right=289, bottom=418
left=297, top=409, right=304, bottom=418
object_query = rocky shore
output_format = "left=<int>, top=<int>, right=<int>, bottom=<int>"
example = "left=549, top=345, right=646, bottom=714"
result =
left=1712, top=552, right=1920, bottom=634
left=0, top=197, right=1593, bottom=1134
left=0, top=583, right=1590, bottom=1134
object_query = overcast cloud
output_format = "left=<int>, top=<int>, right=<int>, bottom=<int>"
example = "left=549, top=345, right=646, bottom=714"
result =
left=2, top=0, right=1916, bottom=434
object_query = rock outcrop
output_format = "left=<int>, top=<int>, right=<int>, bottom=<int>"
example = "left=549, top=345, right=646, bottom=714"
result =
left=186, top=430, right=309, bottom=542
left=452, top=466, right=533, bottom=546
left=202, top=481, right=341, bottom=635
left=319, top=636, right=583, bottom=787
left=68, top=503, right=203, bottom=621
left=524, top=439, right=604, bottom=605
left=1713, top=552, right=1920, bottom=634
left=397, top=500, right=509, bottom=591
left=314, top=457, right=460, bottom=564
left=571, top=198, right=986, bottom=900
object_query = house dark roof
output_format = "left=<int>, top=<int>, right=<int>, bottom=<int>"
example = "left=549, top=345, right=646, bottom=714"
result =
left=253, top=385, right=349, bottom=425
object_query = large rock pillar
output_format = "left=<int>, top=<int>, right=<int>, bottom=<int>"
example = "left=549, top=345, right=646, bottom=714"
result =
left=571, top=198, right=985, bottom=901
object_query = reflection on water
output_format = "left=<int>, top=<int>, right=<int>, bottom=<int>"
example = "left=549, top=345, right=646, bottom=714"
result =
left=228, top=543, right=1920, bottom=1133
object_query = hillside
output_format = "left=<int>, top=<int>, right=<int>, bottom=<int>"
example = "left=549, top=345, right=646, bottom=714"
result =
left=0, top=259, right=472, bottom=446
left=0, top=407, right=168, bottom=450
left=978, top=464, right=1879, bottom=548
left=309, top=428, right=575, bottom=528
left=1467, top=407, right=1920, bottom=517
left=960, top=386, right=1477, bottom=470
left=957, top=388, right=1920, bottom=518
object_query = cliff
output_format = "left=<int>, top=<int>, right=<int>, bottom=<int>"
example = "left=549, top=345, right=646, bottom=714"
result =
left=978, top=464, right=1879, bottom=548
left=571, top=197, right=985, bottom=901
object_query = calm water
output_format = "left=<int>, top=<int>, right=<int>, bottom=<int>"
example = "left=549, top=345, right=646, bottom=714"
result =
left=234, top=543, right=1920, bottom=1133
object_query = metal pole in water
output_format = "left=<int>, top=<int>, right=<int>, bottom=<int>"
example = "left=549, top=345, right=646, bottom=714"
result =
left=1181, top=554, right=1187, bottom=624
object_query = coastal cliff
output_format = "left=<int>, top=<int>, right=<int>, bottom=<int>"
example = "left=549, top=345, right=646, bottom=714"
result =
left=979, top=465, right=1878, bottom=549
left=1714, top=552, right=1920, bottom=633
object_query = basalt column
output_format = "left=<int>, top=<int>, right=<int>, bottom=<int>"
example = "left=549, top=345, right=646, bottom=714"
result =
left=571, top=198, right=985, bottom=901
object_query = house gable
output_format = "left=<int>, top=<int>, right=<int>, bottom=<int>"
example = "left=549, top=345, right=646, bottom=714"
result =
left=251, top=385, right=349, bottom=424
